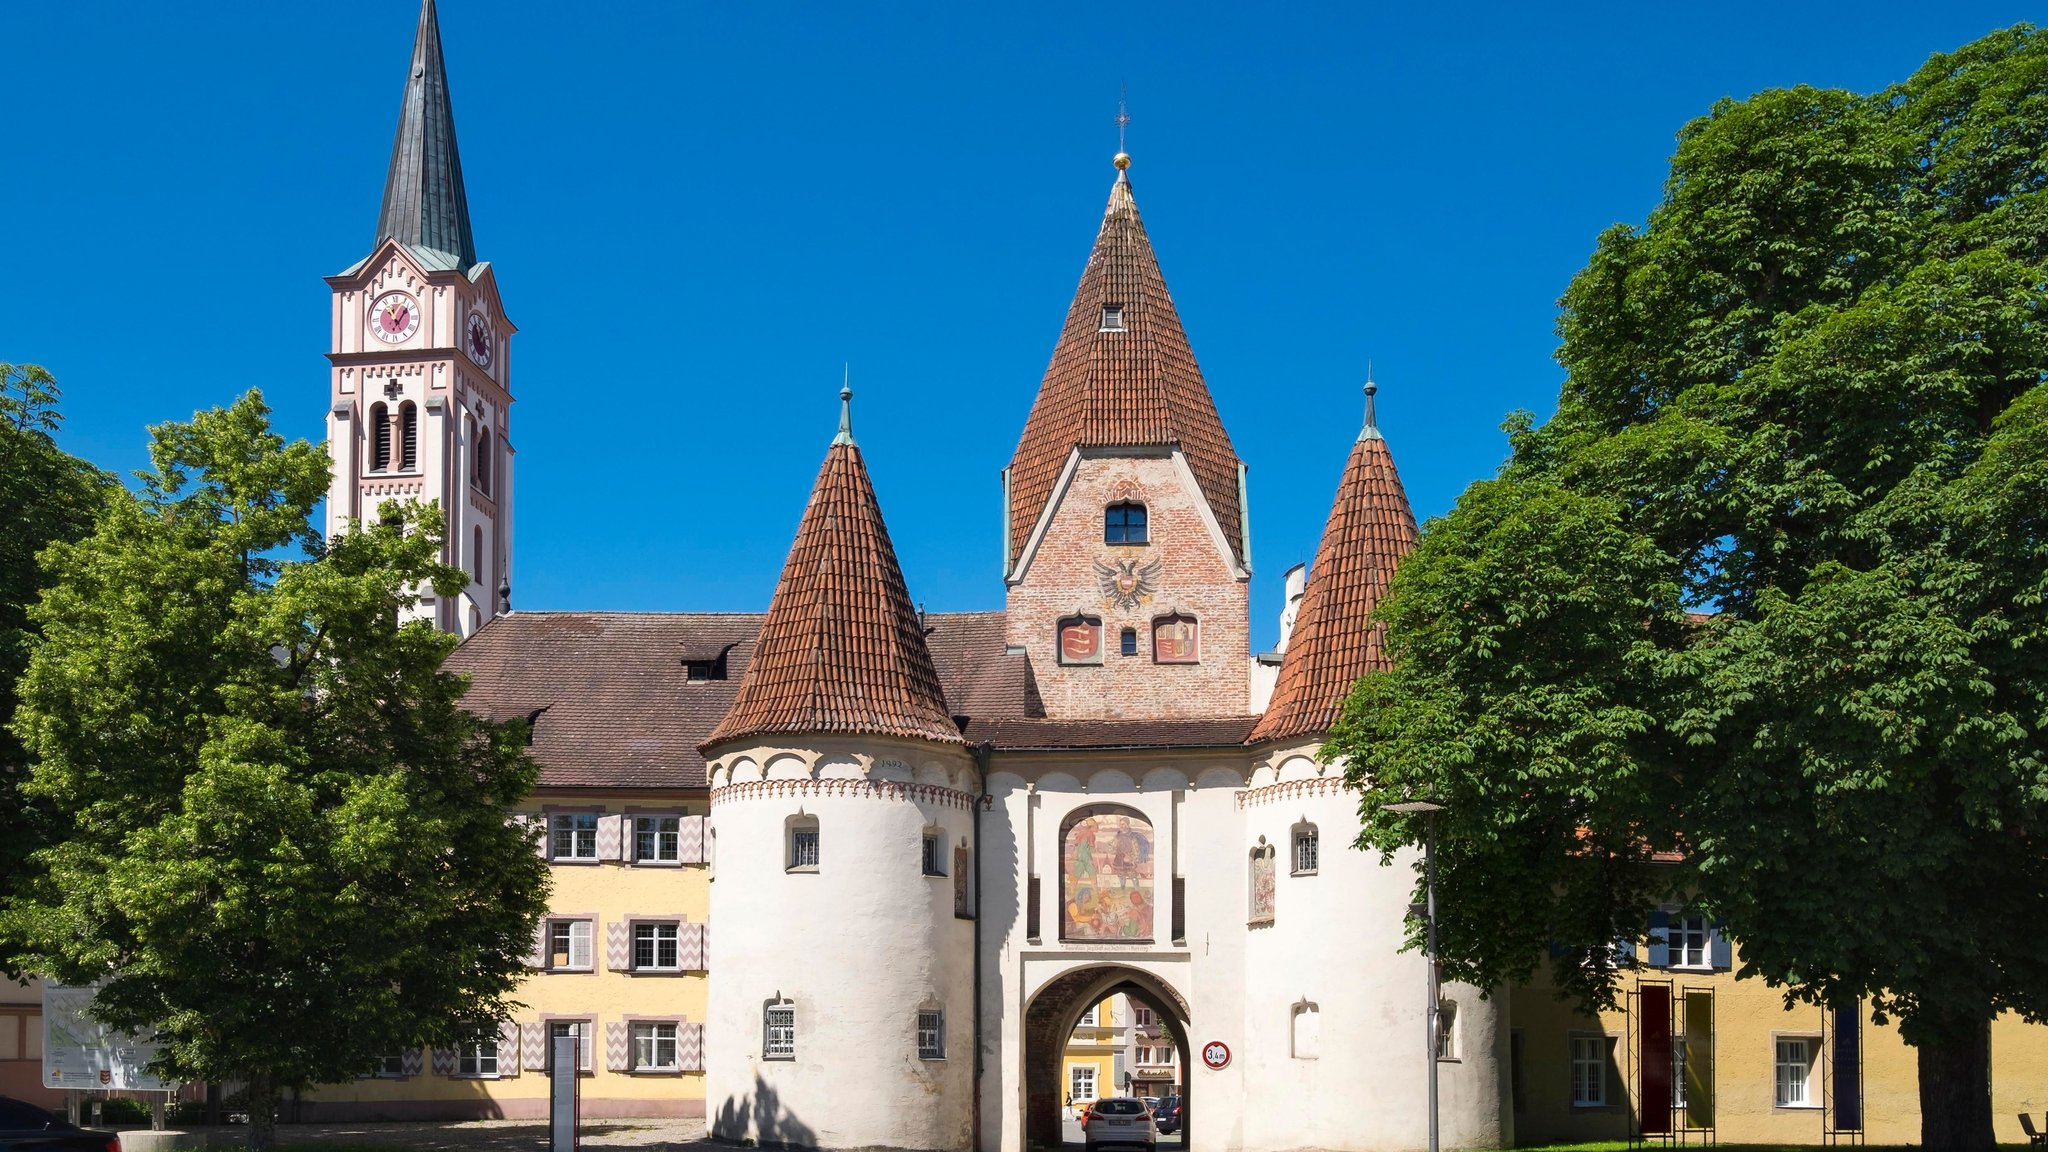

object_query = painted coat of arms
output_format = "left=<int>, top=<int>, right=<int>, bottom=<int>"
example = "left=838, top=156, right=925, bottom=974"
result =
left=1094, top=558, right=1162, bottom=610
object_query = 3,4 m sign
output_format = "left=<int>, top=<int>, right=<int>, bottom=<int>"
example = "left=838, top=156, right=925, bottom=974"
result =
left=42, top=983, right=174, bottom=1091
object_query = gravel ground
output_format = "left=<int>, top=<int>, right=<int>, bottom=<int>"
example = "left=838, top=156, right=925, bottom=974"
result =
left=126, top=1118, right=715, bottom=1151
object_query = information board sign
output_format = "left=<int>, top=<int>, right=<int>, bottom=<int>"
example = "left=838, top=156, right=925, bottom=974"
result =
left=42, top=983, right=175, bottom=1091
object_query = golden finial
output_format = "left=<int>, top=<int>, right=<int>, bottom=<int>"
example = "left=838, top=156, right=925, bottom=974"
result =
left=1114, top=87, right=1131, bottom=172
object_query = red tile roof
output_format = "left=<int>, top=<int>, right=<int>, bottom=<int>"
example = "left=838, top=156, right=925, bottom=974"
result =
left=1248, top=420, right=1418, bottom=744
left=703, top=439, right=964, bottom=748
left=1007, top=171, right=1245, bottom=571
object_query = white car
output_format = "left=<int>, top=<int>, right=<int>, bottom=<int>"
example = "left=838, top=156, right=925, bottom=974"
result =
left=1083, top=1096, right=1159, bottom=1151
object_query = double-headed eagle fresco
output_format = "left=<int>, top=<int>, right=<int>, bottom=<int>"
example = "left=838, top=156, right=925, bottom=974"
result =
left=1094, top=558, right=1162, bottom=610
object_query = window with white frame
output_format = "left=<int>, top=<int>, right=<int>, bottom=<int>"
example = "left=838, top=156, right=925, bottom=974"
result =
left=1078, top=1004, right=1098, bottom=1027
left=1775, top=1037, right=1818, bottom=1107
left=631, top=1021, right=679, bottom=1071
left=1070, top=1064, right=1097, bottom=1101
left=1672, top=914, right=1710, bottom=968
left=1293, top=824, right=1320, bottom=875
left=917, top=1010, right=945, bottom=1059
left=1100, top=304, right=1125, bottom=331
left=1133, top=1005, right=1155, bottom=1027
left=1673, top=1039, right=1688, bottom=1109
left=550, top=813, right=598, bottom=861
left=1436, top=999, right=1460, bottom=1060
left=633, top=922, right=680, bottom=971
left=764, top=1005, right=796, bottom=1059
left=1570, top=1035, right=1609, bottom=1106
left=546, top=1020, right=593, bottom=1072
left=548, top=919, right=594, bottom=971
left=788, top=819, right=820, bottom=871
left=374, top=1052, right=406, bottom=1078
left=922, top=832, right=945, bottom=876
left=634, top=815, right=681, bottom=863
left=457, top=1034, right=499, bottom=1077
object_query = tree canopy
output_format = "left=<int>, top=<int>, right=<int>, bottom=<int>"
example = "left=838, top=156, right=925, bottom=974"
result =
left=4, top=391, right=548, bottom=1148
left=1328, top=25, right=2048, bottom=1152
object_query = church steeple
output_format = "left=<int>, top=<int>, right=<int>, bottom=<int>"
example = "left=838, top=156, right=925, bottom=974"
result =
left=375, top=0, right=476, bottom=273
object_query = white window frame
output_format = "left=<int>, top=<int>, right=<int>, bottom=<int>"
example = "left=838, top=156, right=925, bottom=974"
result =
left=764, top=1005, right=796, bottom=1059
left=374, top=1052, right=407, bottom=1079
left=1078, top=1004, right=1098, bottom=1027
left=550, top=813, right=598, bottom=861
left=631, top=1021, right=680, bottom=1072
left=457, top=1035, right=499, bottom=1078
left=1672, top=914, right=1711, bottom=969
left=1133, top=1005, right=1155, bottom=1028
left=1070, top=1063, right=1097, bottom=1101
left=1775, top=1035, right=1819, bottom=1108
left=1293, top=826, right=1320, bottom=875
left=1099, top=304, right=1125, bottom=332
left=1436, top=999, right=1460, bottom=1060
left=547, top=1020, right=594, bottom=1072
left=547, top=918, right=594, bottom=972
left=1571, top=1035, right=1608, bottom=1107
left=917, top=1009, right=945, bottom=1060
left=633, top=814, right=681, bottom=864
left=788, top=822, right=820, bottom=872
left=922, top=832, right=945, bottom=877
left=632, top=921, right=681, bottom=971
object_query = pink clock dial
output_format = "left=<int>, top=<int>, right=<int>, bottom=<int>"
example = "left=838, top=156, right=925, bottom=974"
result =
left=369, top=292, right=419, bottom=343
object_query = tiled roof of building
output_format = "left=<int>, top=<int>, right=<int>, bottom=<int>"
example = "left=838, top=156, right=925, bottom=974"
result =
left=446, top=612, right=764, bottom=789
left=1006, top=167, right=1245, bottom=571
left=923, top=611, right=1044, bottom=723
left=1248, top=391, right=1418, bottom=744
left=375, top=0, right=476, bottom=273
left=703, top=421, right=964, bottom=748
left=966, top=717, right=1259, bottom=750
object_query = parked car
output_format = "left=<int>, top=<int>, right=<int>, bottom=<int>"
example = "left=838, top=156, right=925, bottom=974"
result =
left=1153, top=1094, right=1184, bottom=1135
left=0, top=1097, right=120, bottom=1152
left=1082, top=1096, right=1158, bottom=1151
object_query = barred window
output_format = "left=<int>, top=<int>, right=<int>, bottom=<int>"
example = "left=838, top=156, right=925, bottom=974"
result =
left=764, top=1006, right=796, bottom=1059
left=917, top=1010, right=945, bottom=1060
left=922, top=833, right=945, bottom=876
left=633, top=922, right=680, bottom=971
left=550, top=813, right=597, bottom=860
left=1293, top=825, right=1320, bottom=874
left=632, top=1021, right=679, bottom=1071
left=788, top=821, right=820, bottom=871
left=635, top=815, right=681, bottom=863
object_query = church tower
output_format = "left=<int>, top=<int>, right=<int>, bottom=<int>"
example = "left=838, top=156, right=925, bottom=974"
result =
left=324, top=0, right=514, bottom=638
left=1003, top=151, right=1252, bottom=718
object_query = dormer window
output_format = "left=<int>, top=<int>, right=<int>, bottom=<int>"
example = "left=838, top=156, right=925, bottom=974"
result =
left=1105, top=502, right=1148, bottom=545
left=1100, top=304, right=1125, bottom=331
left=683, top=643, right=732, bottom=682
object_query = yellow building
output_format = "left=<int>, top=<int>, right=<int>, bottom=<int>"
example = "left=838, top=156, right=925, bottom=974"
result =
left=1061, top=996, right=1125, bottom=1108
left=1510, top=913, right=2048, bottom=1146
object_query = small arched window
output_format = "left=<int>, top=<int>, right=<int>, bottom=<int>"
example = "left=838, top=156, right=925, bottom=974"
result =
left=787, top=814, right=820, bottom=872
left=1292, top=822, right=1320, bottom=875
left=1105, top=502, right=1148, bottom=544
left=475, top=428, right=494, bottom=496
left=763, top=999, right=796, bottom=1059
left=369, top=402, right=391, bottom=472
left=399, top=402, right=419, bottom=471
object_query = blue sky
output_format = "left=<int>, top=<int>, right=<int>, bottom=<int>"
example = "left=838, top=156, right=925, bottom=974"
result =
left=2, top=2, right=2028, bottom=650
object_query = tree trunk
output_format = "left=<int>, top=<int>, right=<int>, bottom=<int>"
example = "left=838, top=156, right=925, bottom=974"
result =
left=244, top=1071, right=277, bottom=1152
left=1916, top=1015, right=1994, bottom=1152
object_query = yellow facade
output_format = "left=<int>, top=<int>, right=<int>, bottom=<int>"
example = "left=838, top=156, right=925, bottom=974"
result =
left=1511, top=941, right=2048, bottom=1146
left=306, top=789, right=711, bottom=1120
left=1061, top=996, right=1122, bottom=1107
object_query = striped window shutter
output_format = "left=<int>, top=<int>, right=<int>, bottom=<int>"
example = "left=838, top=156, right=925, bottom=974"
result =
left=605, top=920, right=630, bottom=970
left=604, top=1021, right=629, bottom=1072
left=400, top=1048, right=424, bottom=1077
left=680, top=816, right=708, bottom=864
left=1646, top=910, right=1671, bottom=968
left=596, top=814, right=624, bottom=861
left=526, top=923, right=547, bottom=968
left=679, top=1022, right=706, bottom=1072
left=430, top=1047, right=457, bottom=1076
left=521, top=1023, right=546, bottom=1071
left=498, top=1021, right=521, bottom=1078
left=1708, top=921, right=1732, bottom=970
left=680, top=921, right=707, bottom=972
left=700, top=922, right=711, bottom=971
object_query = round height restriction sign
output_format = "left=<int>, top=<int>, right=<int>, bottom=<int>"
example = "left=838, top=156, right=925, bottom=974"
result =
left=1201, top=1040, right=1231, bottom=1070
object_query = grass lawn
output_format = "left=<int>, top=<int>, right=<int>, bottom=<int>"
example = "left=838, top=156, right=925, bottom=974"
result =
left=1516, top=1145, right=2042, bottom=1152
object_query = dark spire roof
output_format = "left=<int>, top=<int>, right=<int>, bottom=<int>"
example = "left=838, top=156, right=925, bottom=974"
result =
left=375, top=0, right=476, bottom=273
left=1248, top=386, right=1418, bottom=745
left=1006, top=160, right=1245, bottom=572
left=704, top=393, right=962, bottom=749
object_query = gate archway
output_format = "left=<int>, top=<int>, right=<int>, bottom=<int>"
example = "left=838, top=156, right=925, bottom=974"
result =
left=1023, top=965, right=1190, bottom=1149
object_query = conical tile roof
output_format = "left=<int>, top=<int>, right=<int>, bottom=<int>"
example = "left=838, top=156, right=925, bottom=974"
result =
left=1007, top=168, right=1244, bottom=571
left=375, top=0, right=476, bottom=273
left=1249, top=393, right=1418, bottom=744
left=704, top=400, right=961, bottom=749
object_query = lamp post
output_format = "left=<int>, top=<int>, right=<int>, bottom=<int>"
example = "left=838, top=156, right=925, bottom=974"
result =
left=1384, top=798, right=1446, bottom=1152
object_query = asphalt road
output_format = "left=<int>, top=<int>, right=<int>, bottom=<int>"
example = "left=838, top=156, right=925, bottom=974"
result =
left=1062, top=1116, right=1186, bottom=1149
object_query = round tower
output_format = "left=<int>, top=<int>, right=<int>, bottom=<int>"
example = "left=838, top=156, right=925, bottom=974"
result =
left=702, top=389, right=977, bottom=1150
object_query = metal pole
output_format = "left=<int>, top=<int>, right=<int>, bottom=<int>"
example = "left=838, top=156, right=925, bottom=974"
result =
left=1425, top=810, right=1440, bottom=1152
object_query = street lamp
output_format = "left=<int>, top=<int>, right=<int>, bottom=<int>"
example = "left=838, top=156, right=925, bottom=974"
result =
left=1384, top=798, right=1446, bottom=1152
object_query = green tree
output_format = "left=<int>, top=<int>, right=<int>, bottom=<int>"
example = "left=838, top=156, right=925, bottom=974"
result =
left=1327, top=26, right=2048, bottom=1152
left=0, top=364, right=112, bottom=975
left=5, top=391, right=548, bottom=1149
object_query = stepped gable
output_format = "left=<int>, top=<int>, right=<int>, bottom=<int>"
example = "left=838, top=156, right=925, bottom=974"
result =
left=704, top=401, right=963, bottom=749
left=1007, top=165, right=1245, bottom=570
left=375, top=0, right=476, bottom=272
left=1248, top=389, right=1418, bottom=744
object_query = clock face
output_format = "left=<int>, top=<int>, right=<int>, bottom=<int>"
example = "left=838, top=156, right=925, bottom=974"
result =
left=369, top=292, right=420, bottom=343
left=466, top=312, right=493, bottom=367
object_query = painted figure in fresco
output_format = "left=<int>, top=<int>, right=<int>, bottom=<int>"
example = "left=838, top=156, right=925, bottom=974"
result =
left=1065, top=811, right=1157, bottom=940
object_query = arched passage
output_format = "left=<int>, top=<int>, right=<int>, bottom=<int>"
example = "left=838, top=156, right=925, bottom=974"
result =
left=1023, top=964, right=1190, bottom=1149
